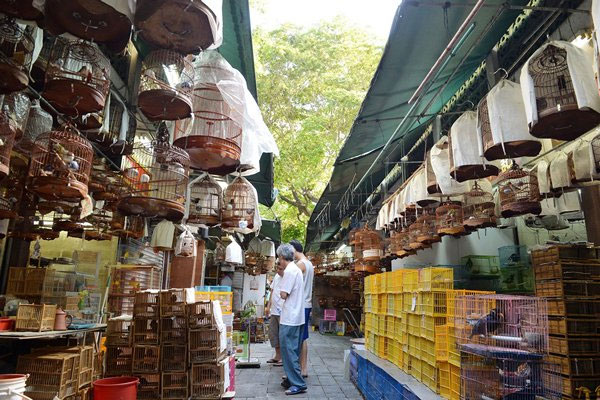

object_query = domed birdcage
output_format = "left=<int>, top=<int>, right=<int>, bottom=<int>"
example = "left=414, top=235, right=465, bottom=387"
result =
left=118, top=128, right=190, bottom=222
left=524, top=42, right=600, bottom=140
left=135, top=0, right=220, bottom=54
left=27, top=126, right=94, bottom=201
left=477, top=79, right=541, bottom=161
left=436, top=200, right=465, bottom=236
left=415, top=212, right=440, bottom=245
left=3, top=91, right=31, bottom=142
left=138, top=50, right=194, bottom=121
left=15, top=99, right=52, bottom=155
left=43, top=38, right=111, bottom=117
left=174, top=73, right=242, bottom=175
left=0, top=18, right=35, bottom=94
left=462, top=181, right=496, bottom=229
left=398, top=226, right=416, bottom=256
left=0, top=0, right=44, bottom=22
left=187, top=174, right=223, bottom=227
left=497, top=162, right=541, bottom=217
left=0, top=104, right=18, bottom=179
left=221, top=176, right=256, bottom=230
left=0, top=186, right=17, bottom=219
left=361, top=226, right=382, bottom=262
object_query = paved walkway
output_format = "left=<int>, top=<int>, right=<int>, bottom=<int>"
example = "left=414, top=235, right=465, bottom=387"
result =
left=234, top=331, right=363, bottom=399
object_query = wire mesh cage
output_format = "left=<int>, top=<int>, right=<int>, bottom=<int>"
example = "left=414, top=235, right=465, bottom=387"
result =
left=174, top=75, right=242, bottom=175
left=28, top=127, right=94, bottom=201
left=188, top=174, right=222, bottom=227
left=221, top=176, right=255, bottom=230
left=15, top=99, right=52, bottom=154
left=526, top=43, right=600, bottom=141
left=110, top=212, right=145, bottom=239
left=463, top=181, right=496, bottom=229
left=43, top=38, right=110, bottom=117
left=138, top=50, right=194, bottom=121
left=0, top=1, right=44, bottom=22
left=497, top=163, right=541, bottom=218
left=118, top=130, right=190, bottom=222
left=415, top=211, right=440, bottom=245
left=454, top=294, right=548, bottom=355
left=0, top=18, right=34, bottom=94
left=436, top=200, right=465, bottom=236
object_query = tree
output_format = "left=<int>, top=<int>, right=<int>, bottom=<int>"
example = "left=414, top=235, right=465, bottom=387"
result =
left=253, top=18, right=382, bottom=243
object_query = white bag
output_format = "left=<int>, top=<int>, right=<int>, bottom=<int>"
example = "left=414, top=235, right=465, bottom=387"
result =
left=549, top=152, right=572, bottom=191
left=430, top=137, right=468, bottom=195
left=571, top=140, right=600, bottom=182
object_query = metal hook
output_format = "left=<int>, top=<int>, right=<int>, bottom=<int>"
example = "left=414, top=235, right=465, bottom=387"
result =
left=493, top=67, right=509, bottom=79
left=456, top=100, right=475, bottom=110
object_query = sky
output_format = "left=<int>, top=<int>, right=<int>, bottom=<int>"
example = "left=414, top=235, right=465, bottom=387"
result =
left=250, top=0, right=400, bottom=44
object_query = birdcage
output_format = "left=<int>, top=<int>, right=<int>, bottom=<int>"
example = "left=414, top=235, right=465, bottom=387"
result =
left=524, top=42, right=600, bottom=141
left=436, top=200, right=465, bottom=236
left=408, top=220, right=427, bottom=251
left=497, top=163, right=541, bottom=218
left=118, top=130, right=190, bottom=222
left=411, top=213, right=439, bottom=245
left=0, top=18, right=35, bottom=94
left=0, top=0, right=44, bottom=22
left=174, top=79, right=242, bottom=175
left=15, top=99, right=52, bottom=154
left=426, top=150, right=441, bottom=195
left=449, top=111, right=499, bottom=182
left=360, top=226, right=382, bottom=262
left=84, top=95, right=136, bottom=155
left=43, top=0, right=132, bottom=52
left=43, top=38, right=111, bottom=117
left=221, top=176, right=256, bottom=230
left=188, top=174, right=222, bottom=227
left=593, top=134, right=600, bottom=173
left=111, top=213, right=145, bottom=239
left=134, top=0, right=219, bottom=54
left=3, top=91, right=31, bottom=141
left=477, top=79, right=541, bottom=161
left=28, top=127, right=94, bottom=201
left=138, top=50, right=194, bottom=121
left=0, top=105, right=17, bottom=179
left=463, top=181, right=496, bottom=229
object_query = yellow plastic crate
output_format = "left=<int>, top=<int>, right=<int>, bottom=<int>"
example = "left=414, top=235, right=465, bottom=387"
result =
left=378, top=315, right=386, bottom=335
left=377, top=335, right=386, bottom=358
left=421, top=361, right=436, bottom=390
left=407, top=333, right=420, bottom=358
left=364, top=313, right=373, bottom=332
left=393, top=317, right=403, bottom=343
left=385, top=316, right=394, bottom=338
left=195, top=291, right=232, bottom=314
left=420, top=337, right=436, bottom=366
left=435, top=325, right=449, bottom=362
left=421, top=290, right=449, bottom=317
left=386, top=293, right=395, bottom=315
left=421, top=315, right=446, bottom=342
left=394, top=294, right=403, bottom=316
left=438, top=362, right=452, bottom=398
left=450, top=360, right=460, bottom=400
left=380, top=273, right=388, bottom=295
left=387, top=269, right=403, bottom=293
left=406, top=313, right=420, bottom=336
left=393, top=342, right=403, bottom=367
left=364, top=276, right=372, bottom=294
left=364, top=294, right=372, bottom=313
left=410, top=356, right=422, bottom=380
left=402, top=269, right=419, bottom=292
left=402, top=350, right=410, bottom=372
left=367, top=332, right=376, bottom=354
left=378, top=294, right=387, bottom=314
left=418, top=267, right=454, bottom=291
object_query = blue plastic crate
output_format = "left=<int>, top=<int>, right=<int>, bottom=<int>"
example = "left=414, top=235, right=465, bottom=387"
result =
left=195, top=285, right=231, bottom=292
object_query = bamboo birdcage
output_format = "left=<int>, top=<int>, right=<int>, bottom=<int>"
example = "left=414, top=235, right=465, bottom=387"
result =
left=221, top=176, right=255, bottom=230
left=43, top=38, right=110, bottom=117
left=463, top=181, right=496, bottom=229
left=0, top=104, right=17, bottom=179
left=15, top=99, right=52, bottom=154
left=408, top=221, right=427, bottom=250
left=118, top=129, right=190, bottom=222
left=110, top=212, right=145, bottom=239
left=28, top=127, right=94, bottom=201
left=360, top=226, right=382, bottom=262
left=497, top=163, right=541, bottom=217
left=436, top=200, right=465, bottom=236
left=174, top=73, right=242, bottom=175
left=413, top=212, right=439, bottom=245
left=0, top=18, right=35, bottom=94
left=526, top=43, right=600, bottom=140
left=84, top=95, right=136, bottom=156
left=188, top=174, right=222, bottom=227
left=138, top=50, right=194, bottom=121
left=0, top=0, right=44, bottom=22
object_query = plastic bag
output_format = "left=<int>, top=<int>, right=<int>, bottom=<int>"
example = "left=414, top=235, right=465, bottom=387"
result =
left=175, top=226, right=196, bottom=257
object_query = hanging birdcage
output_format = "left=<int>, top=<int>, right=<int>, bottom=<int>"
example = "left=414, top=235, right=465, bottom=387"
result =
left=399, top=226, right=416, bottom=256
left=3, top=91, right=31, bottom=142
left=449, top=111, right=499, bottom=182
left=523, top=42, right=600, bottom=141
left=110, top=212, right=145, bottom=239
left=415, top=212, right=439, bottom=245
left=354, top=260, right=380, bottom=273
left=188, top=174, right=223, bottom=227
left=430, top=136, right=469, bottom=196
left=37, top=199, right=81, bottom=217
left=497, top=163, right=541, bottom=217
left=174, top=75, right=242, bottom=175
left=84, top=95, right=136, bottom=156
left=43, top=38, right=111, bottom=117
left=28, top=127, right=94, bottom=201
left=138, top=50, right=194, bottom=121
left=118, top=129, right=190, bottom=222
left=15, top=99, right=52, bottom=155
left=53, top=218, right=84, bottom=233
left=426, top=150, right=441, bottom=195
left=0, top=185, right=17, bottom=219
left=463, top=181, right=496, bottom=229
left=0, top=1, right=44, bottom=22
left=135, top=0, right=220, bottom=54
left=360, top=226, right=382, bottom=262
left=592, top=133, right=600, bottom=173
left=0, top=18, right=35, bottom=94
left=0, top=104, right=17, bottom=179
left=477, top=79, right=541, bottom=161
left=43, top=0, right=132, bottom=52
left=221, top=176, right=256, bottom=230
left=408, top=221, right=427, bottom=250
left=436, top=200, right=465, bottom=236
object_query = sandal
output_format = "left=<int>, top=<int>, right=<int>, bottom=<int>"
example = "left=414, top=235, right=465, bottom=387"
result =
left=266, top=359, right=280, bottom=364
left=285, top=386, right=307, bottom=395
left=274, top=361, right=283, bottom=366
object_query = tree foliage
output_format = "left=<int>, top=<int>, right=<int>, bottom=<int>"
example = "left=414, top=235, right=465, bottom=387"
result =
left=253, top=18, right=382, bottom=243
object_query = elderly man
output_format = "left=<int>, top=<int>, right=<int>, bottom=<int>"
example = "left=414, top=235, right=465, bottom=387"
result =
left=276, top=243, right=307, bottom=395
left=265, top=259, right=285, bottom=365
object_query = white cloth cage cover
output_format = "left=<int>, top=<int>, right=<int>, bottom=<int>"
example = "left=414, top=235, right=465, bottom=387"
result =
left=413, top=167, right=438, bottom=207
left=225, top=239, right=243, bottom=264
left=570, top=138, right=600, bottom=182
left=450, top=111, right=490, bottom=173
left=430, top=136, right=468, bottom=195
left=537, top=160, right=552, bottom=196
left=520, top=40, right=600, bottom=127
left=549, top=152, right=572, bottom=191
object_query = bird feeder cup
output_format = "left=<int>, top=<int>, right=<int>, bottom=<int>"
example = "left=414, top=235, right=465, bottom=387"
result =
left=138, top=50, right=194, bottom=121
left=43, top=39, right=110, bottom=117
left=188, top=174, right=222, bottom=227
left=28, top=127, right=94, bottom=201
left=497, top=164, right=541, bottom=218
left=463, top=182, right=496, bottom=229
left=0, top=18, right=34, bottom=94
left=436, top=201, right=465, bottom=236
left=221, top=176, right=255, bottom=230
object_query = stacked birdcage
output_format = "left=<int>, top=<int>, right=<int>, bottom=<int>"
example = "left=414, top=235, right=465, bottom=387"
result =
left=462, top=182, right=496, bottom=229
left=496, top=163, right=541, bottom=217
left=187, top=174, right=223, bottom=227
left=436, top=200, right=465, bottom=236
left=0, top=17, right=35, bottom=94
left=221, top=176, right=256, bottom=230
left=131, top=290, right=161, bottom=395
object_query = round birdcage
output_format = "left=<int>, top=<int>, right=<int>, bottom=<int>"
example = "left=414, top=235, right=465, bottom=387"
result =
left=497, top=163, right=541, bottom=217
left=15, top=99, right=52, bottom=154
left=138, top=50, right=194, bottom=121
left=37, top=199, right=81, bottom=216
left=0, top=1, right=44, bottom=22
left=408, top=221, right=426, bottom=250
left=118, top=130, right=190, bottom=222
left=0, top=18, right=35, bottom=94
left=414, top=213, right=439, bottom=245
left=221, top=176, right=255, bottom=230
left=436, top=200, right=465, bottom=236
left=188, top=174, right=223, bottom=227
left=28, top=127, right=94, bottom=201
left=462, top=182, right=496, bottom=229
left=83, top=95, right=136, bottom=155
left=135, top=0, right=218, bottom=54
left=0, top=105, right=17, bottom=179
left=52, top=218, right=84, bottom=233
left=92, top=167, right=128, bottom=203
left=110, top=212, right=145, bottom=239
left=3, top=91, right=31, bottom=141
left=360, top=226, right=382, bottom=262
left=354, top=260, right=380, bottom=273
left=43, top=38, right=111, bottom=117
left=527, top=43, right=600, bottom=140
left=174, top=78, right=242, bottom=175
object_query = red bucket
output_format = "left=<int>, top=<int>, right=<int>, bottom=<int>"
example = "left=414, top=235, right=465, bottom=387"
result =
left=93, top=377, right=139, bottom=400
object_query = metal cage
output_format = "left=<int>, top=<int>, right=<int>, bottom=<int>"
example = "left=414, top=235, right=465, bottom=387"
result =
left=0, top=18, right=34, bottom=94
left=462, top=182, right=496, bottom=229
left=497, top=163, right=541, bottom=218
left=138, top=50, right=194, bottom=121
left=436, top=200, right=465, bottom=236
left=28, top=127, right=94, bottom=201
left=221, top=176, right=255, bottom=230
left=188, top=174, right=223, bottom=227
left=411, top=213, right=439, bottom=245
left=43, top=38, right=111, bottom=117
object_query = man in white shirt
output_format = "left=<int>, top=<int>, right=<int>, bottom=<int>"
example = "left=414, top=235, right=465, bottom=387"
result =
left=289, top=239, right=314, bottom=378
left=276, top=244, right=307, bottom=395
left=265, top=261, right=285, bottom=365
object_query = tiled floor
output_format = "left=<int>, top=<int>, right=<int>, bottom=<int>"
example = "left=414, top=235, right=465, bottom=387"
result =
left=234, top=331, right=363, bottom=399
